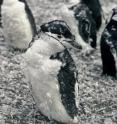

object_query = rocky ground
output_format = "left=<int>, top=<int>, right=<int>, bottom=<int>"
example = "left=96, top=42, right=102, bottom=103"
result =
left=0, top=0, right=117, bottom=124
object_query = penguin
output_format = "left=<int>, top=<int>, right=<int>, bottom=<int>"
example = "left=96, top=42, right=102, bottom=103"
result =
left=22, top=32, right=79, bottom=123
left=68, top=0, right=102, bottom=49
left=60, top=4, right=94, bottom=55
left=1, top=0, right=37, bottom=50
left=100, top=8, right=117, bottom=77
left=81, top=0, right=102, bottom=30
left=70, top=3, right=97, bottom=48
left=40, top=20, right=81, bottom=49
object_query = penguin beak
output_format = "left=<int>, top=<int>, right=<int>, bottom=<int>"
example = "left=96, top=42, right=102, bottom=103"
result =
left=36, top=30, right=81, bottom=50
left=62, top=39, right=82, bottom=50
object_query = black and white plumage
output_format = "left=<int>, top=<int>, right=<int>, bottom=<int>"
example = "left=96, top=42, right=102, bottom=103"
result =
left=1, top=0, right=37, bottom=50
left=81, top=0, right=102, bottom=30
left=40, top=20, right=81, bottom=49
left=59, top=4, right=93, bottom=54
left=69, top=0, right=102, bottom=49
left=50, top=49, right=78, bottom=119
left=40, top=20, right=75, bottom=41
left=71, top=3, right=97, bottom=48
left=23, top=33, right=79, bottom=123
left=100, top=8, right=117, bottom=77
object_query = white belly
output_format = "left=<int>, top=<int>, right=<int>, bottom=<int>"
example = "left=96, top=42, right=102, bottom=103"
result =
left=2, top=2, right=33, bottom=49
left=22, top=38, right=75, bottom=123
left=24, top=54, right=73, bottom=123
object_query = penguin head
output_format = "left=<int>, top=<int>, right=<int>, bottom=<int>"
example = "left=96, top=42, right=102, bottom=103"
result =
left=40, top=20, right=75, bottom=40
left=29, top=31, right=80, bottom=58
left=27, top=33, right=66, bottom=58
left=38, top=31, right=81, bottom=51
left=40, top=21, right=81, bottom=50
left=40, top=23, right=49, bottom=32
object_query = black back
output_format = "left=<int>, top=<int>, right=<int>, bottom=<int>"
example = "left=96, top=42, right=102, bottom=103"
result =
left=100, top=9, right=117, bottom=77
left=50, top=49, right=78, bottom=119
left=81, top=0, right=102, bottom=30
left=74, top=4, right=97, bottom=48
left=101, top=34, right=116, bottom=77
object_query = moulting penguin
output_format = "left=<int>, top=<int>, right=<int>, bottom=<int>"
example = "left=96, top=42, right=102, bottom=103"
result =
left=22, top=31, right=79, bottom=123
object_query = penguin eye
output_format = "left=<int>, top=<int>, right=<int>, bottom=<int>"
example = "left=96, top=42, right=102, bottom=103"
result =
left=57, top=35, right=62, bottom=38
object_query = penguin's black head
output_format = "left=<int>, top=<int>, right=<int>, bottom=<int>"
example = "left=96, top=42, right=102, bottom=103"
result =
left=40, top=23, right=49, bottom=32
left=40, top=20, right=82, bottom=49
left=40, top=20, right=76, bottom=41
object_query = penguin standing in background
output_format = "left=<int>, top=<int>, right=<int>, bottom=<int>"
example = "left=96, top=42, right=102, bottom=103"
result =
left=60, top=4, right=94, bottom=55
left=1, top=0, right=37, bottom=50
left=22, top=32, right=79, bottom=123
left=81, top=0, right=102, bottom=30
left=70, top=3, right=97, bottom=48
left=69, top=0, right=102, bottom=48
left=100, top=8, right=117, bottom=77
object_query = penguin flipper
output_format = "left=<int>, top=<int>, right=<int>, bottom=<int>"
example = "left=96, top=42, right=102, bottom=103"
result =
left=50, top=49, right=78, bottom=119
left=19, top=0, right=37, bottom=36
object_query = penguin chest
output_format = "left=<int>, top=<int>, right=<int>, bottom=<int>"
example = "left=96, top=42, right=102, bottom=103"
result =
left=2, top=3, right=33, bottom=49
left=25, top=54, right=73, bottom=122
left=27, top=54, right=61, bottom=98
